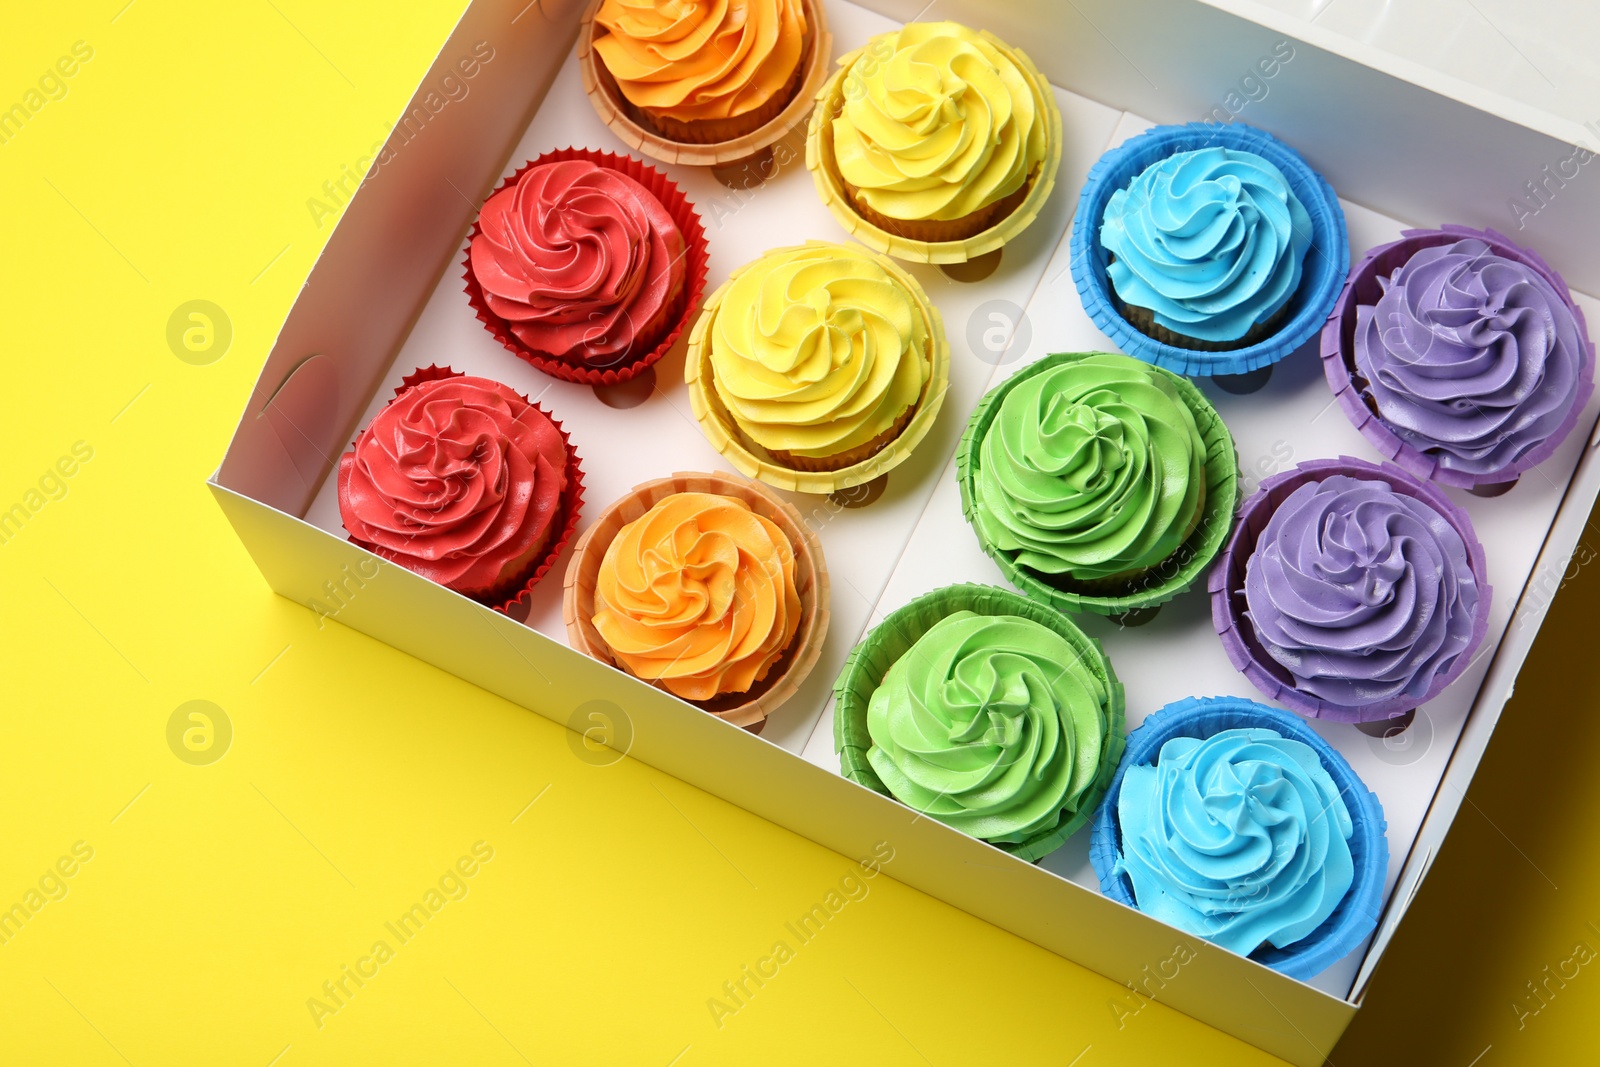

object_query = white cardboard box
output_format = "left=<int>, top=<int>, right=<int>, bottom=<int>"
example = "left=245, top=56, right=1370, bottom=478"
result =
left=210, top=0, right=1600, bottom=1061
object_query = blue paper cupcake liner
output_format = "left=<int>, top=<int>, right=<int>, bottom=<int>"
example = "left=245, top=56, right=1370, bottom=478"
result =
left=1069, top=122, right=1350, bottom=378
left=1089, top=695, right=1388, bottom=981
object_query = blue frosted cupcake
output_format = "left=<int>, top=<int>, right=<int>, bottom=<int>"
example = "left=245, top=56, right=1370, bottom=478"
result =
left=1089, top=696, right=1387, bottom=980
left=1071, top=124, right=1348, bottom=380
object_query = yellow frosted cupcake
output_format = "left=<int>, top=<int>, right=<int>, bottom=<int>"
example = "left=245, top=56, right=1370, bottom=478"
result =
left=591, top=0, right=810, bottom=144
left=811, top=22, right=1058, bottom=248
left=689, top=242, right=943, bottom=477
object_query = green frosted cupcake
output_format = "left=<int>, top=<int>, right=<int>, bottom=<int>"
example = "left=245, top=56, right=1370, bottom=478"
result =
left=834, top=583, right=1125, bottom=860
left=958, top=352, right=1238, bottom=618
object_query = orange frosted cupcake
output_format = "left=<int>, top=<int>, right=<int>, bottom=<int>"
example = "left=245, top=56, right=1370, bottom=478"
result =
left=594, top=492, right=801, bottom=702
left=591, top=0, right=809, bottom=145
left=595, top=489, right=806, bottom=703
left=564, top=473, right=829, bottom=729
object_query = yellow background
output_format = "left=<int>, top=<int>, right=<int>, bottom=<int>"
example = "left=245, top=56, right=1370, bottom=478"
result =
left=4, top=2, right=1597, bottom=1063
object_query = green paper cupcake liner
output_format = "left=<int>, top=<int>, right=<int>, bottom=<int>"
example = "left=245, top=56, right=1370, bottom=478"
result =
left=832, top=582, right=1126, bottom=862
left=957, top=352, right=1240, bottom=617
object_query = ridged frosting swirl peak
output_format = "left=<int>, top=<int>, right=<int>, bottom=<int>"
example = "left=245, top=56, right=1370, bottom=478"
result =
left=593, top=0, right=806, bottom=122
left=1101, top=147, right=1312, bottom=343
left=832, top=22, right=1048, bottom=222
left=1244, top=475, right=1480, bottom=707
left=710, top=242, right=931, bottom=458
left=1114, top=728, right=1355, bottom=955
left=471, top=159, right=684, bottom=365
left=866, top=610, right=1110, bottom=844
left=975, top=354, right=1207, bottom=582
left=593, top=492, right=801, bottom=701
left=338, top=376, right=567, bottom=593
left=1354, top=238, right=1589, bottom=477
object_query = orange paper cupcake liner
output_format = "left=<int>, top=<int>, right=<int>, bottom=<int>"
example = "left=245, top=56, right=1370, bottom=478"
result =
left=462, top=147, right=709, bottom=387
left=345, top=365, right=586, bottom=615
left=562, top=471, right=830, bottom=730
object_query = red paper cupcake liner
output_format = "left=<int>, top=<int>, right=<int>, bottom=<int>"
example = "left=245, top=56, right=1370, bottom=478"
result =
left=345, top=365, right=586, bottom=615
left=1319, top=224, right=1596, bottom=490
left=462, top=147, right=710, bottom=387
left=1206, top=456, right=1491, bottom=723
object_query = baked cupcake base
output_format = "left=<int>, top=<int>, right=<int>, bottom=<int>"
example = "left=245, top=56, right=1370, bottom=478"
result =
left=843, top=168, right=1037, bottom=246
left=562, top=472, right=829, bottom=731
left=805, top=29, right=1062, bottom=265
left=833, top=582, right=1126, bottom=861
left=462, top=147, right=709, bottom=387
left=1208, top=456, right=1492, bottom=723
left=1088, top=695, right=1388, bottom=981
left=1320, top=224, right=1597, bottom=491
left=578, top=0, right=833, bottom=169
left=1069, top=122, right=1348, bottom=378
left=957, top=352, right=1239, bottom=618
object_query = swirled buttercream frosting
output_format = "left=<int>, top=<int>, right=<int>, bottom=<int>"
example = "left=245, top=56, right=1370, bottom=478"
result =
left=338, top=376, right=568, bottom=597
left=1354, top=238, right=1590, bottom=478
left=709, top=242, right=930, bottom=459
left=831, top=22, right=1048, bottom=223
left=974, top=354, right=1207, bottom=583
left=1114, top=728, right=1354, bottom=955
left=1244, top=475, right=1480, bottom=707
left=593, top=0, right=806, bottom=123
left=470, top=159, right=685, bottom=366
left=593, top=492, right=801, bottom=701
left=865, top=610, right=1111, bottom=844
left=1101, top=147, right=1312, bottom=343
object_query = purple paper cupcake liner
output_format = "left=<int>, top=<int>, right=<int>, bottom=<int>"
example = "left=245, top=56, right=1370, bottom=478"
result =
left=1070, top=122, right=1350, bottom=378
left=1320, top=224, right=1596, bottom=491
left=1207, top=456, right=1492, bottom=723
left=1088, top=695, right=1389, bottom=982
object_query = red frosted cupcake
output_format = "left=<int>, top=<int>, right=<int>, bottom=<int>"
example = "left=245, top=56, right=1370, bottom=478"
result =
left=338, top=368, right=583, bottom=607
left=465, top=150, right=709, bottom=385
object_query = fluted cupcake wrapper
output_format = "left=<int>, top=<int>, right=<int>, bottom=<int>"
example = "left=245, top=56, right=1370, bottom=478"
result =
left=1069, top=122, right=1349, bottom=377
left=1087, top=695, right=1389, bottom=981
left=832, top=582, right=1126, bottom=862
left=462, top=147, right=710, bottom=386
left=345, top=365, right=586, bottom=615
left=561, top=471, right=830, bottom=730
left=1207, top=456, right=1492, bottom=723
left=957, top=352, right=1240, bottom=616
left=1320, top=224, right=1597, bottom=490
left=578, top=0, right=833, bottom=167
left=804, top=29, right=1063, bottom=265
left=685, top=241, right=951, bottom=494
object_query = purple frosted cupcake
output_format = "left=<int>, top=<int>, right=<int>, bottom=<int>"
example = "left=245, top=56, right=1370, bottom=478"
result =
left=1322, top=226, right=1595, bottom=492
left=1208, top=457, right=1491, bottom=723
